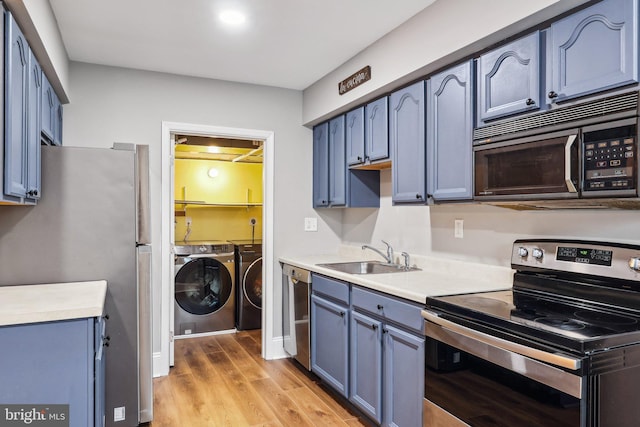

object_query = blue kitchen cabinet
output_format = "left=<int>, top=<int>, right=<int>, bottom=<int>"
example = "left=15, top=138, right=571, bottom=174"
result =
left=390, top=81, right=427, bottom=204
left=427, top=61, right=474, bottom=201
left=314, top=115, right=380, bottom=208
left=328, top=115, right=347, bottom=207
left=350, top=310, right=383, bottom=424
left=347, top=97, right=389, bottom=167
left=547, top=0, right=638, bottom=103
left=346, top=106, right=365, bottom=165
left=312, top=122, right=330, bottom=207
left=3, top=9, right=43, bottom=203
left=351, top=286, right=425, bottom=427
left=382, top=324, right=425, bottom=427
left=0, top=317, right=106, bottom=427
left=477, top=31, right=541, bottom=123
left=311, top=274, right=350, bottom=398
left=42, top=72, right=62, bottom=146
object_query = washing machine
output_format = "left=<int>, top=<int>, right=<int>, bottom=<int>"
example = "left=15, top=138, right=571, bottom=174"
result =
left=230, top=240, right=262, bottom=330
left=174, top=241, right=235, bottom=336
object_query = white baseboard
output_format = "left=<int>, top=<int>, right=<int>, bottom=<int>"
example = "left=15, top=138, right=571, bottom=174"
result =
left=265, top=335, right=288, bottom=360
left=152, top=352, right=165, bottom=378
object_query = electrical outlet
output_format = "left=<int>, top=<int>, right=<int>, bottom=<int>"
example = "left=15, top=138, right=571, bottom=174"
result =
left=304, top=217, right=318, bottom=232
left=454, top=219, right=464, bottom=239
left=185, top=216, right=192, bottom=226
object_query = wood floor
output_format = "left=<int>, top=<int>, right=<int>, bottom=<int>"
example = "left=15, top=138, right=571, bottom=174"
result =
left=150, top=329, right=373, bottom=427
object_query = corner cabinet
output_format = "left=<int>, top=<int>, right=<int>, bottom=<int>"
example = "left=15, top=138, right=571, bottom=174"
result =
left=390, top=81, right=427, bottom=204
left=547, top=0, right=638, bottom=103
left=310, top=274, right=350, bottom=398
left=427, top=61, right=474, bottom=201
left=314, top=116, right=380, bottom=209
left=477, top=31, right=541, bottom=123
left=0, top=317, right=107, bottom=427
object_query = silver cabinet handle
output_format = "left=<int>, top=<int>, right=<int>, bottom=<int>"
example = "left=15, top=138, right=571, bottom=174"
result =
left=421, top=310, right=581, bottom=370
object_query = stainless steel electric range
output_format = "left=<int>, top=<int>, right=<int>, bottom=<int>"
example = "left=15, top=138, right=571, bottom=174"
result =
left=423, top=239, right=640, bottom=427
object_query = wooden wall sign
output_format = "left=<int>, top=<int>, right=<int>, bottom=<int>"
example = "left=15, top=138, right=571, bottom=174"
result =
left=339, top=66, right=371, bottom=95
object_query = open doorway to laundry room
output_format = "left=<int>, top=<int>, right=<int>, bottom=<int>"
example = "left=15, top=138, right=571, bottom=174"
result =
left=159, top=122, right=275, bottom=375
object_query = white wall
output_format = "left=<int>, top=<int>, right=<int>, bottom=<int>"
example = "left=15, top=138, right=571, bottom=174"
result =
left=343, top=171, right=640, bottom=268
left=63, top=62, right=343, bottom=355
left=303, top=0, right=590, bottom=126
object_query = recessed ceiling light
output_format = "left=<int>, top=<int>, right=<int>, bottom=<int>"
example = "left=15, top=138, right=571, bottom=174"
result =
left=219, top=10, right=246, bottom=26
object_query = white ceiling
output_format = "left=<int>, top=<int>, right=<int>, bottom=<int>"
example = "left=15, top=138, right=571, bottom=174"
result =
left=48, top=0, right=436, bottom=90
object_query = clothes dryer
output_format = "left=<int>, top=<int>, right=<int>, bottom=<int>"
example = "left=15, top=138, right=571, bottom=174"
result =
left=230, top=240, right=262, bottom=330
left=174, top=241, right=235, bottom=335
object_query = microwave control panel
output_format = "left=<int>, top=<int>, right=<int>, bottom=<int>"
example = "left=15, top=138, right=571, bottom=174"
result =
left=583, top=132, right=636, bottom=193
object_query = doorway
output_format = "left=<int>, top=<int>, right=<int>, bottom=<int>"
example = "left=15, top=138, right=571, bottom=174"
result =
left=159, top=122, right=275, bottom=376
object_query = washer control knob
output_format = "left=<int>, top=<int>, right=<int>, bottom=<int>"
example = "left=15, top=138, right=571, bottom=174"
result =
left=532, top=248, right=544, bottom=260
left=517, top=247, right=529, bottom=257
left=629, top=258, right=640, bottom=272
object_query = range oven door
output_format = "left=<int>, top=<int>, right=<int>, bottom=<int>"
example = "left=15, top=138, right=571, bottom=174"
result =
left=474, top=129, right=579, bottom=200
left=423, top=310, right=584, bottom=427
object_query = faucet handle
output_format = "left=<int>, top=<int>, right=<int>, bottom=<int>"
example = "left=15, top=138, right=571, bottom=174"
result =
left=381, top=240, right=394, bottom=263
left=401, top=252, right=410, bottom=269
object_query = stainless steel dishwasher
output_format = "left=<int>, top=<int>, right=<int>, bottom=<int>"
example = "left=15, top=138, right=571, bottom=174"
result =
left=282, top=263, right=312, bottom=370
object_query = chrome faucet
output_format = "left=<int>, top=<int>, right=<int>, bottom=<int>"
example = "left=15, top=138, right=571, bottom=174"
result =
left=401, top=252, right=411, bottom=269
left=362, top=240, right=394, bottom=264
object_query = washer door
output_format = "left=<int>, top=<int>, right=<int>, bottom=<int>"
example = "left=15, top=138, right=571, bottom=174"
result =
left=243, top=257, right=263, bottom=309
left=175, top=258, right=233, bottom=315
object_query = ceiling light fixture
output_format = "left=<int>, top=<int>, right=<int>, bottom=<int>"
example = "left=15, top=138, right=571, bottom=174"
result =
left=219, top=10, right=246, bottom=26
left=207, top=168, right=219, bottom=179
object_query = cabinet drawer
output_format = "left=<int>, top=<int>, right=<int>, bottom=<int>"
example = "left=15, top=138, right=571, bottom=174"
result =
left=352, top=286, right=423, bottom=333
left=312, top=274, right=349, bottom=305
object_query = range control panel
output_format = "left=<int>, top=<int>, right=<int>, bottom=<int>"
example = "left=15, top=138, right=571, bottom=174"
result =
left=511, top=239, right=640, bottom=282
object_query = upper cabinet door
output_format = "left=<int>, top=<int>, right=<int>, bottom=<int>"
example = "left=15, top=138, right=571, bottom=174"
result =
left=548, top=0, right=638, bottom=103
left=390, top=81, right=426, bottom=204
left=346, top=106, right=365, bottom=166
left=477, top=31, right=540, bottom=123
left=328, top=115, right=346, bottom=207
left=41, top=73, right=55, bottom=143
left=312, top=122, right=329, bottom=207
left=427, top=61, right=474, bottom=201
left=365, top=96, right=389, bottom=162
left=4, top=12, right=29, bottom=199
left=26, top=50, right=41, bottom=200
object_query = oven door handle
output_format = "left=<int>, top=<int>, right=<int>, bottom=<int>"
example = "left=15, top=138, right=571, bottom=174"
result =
left=565, top=134, right=578, bottom=193
left=422, top=310, right=581, bottom=370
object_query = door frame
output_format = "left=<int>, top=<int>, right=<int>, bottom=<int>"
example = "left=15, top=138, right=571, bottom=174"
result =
left=157, top=121, right=275, bottom=376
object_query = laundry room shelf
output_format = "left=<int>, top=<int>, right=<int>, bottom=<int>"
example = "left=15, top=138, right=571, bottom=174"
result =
left=174, top=200, right=262, bottom=214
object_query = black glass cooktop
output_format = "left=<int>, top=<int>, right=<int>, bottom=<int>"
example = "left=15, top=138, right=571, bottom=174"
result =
left=427, top=289, right=640, bottom=354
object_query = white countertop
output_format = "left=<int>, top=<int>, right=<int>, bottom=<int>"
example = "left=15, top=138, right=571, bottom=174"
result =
left=0, top=280, right=107, bottom=327
left=280, top=247, right=513, bottom=304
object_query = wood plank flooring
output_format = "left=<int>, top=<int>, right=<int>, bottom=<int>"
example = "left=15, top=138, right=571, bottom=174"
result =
left=150, top=330, right=373, bottom=427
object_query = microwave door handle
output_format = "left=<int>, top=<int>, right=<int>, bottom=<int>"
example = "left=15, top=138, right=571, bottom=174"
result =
left=422, top=309, right=581, bottom=370
left=565, top=135, right=578, bottom=193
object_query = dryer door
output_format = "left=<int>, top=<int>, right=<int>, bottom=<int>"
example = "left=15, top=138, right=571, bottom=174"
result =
left=243, top=257, right=263, bottom=309
left=175, top=258, right=233, bottom=315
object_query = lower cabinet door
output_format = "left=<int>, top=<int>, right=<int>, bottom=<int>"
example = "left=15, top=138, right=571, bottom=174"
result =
left=310, top=294, right=349, bottom=397
left=350, top=311, right=383, bottom=424
left=383, top=324, right=425, bottom=427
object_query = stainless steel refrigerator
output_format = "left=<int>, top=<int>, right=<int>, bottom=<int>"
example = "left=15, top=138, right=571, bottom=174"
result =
left=0, top=144, right=153, bottom=427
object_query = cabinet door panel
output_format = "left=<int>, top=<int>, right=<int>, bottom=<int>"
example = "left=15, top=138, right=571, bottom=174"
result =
left=350, top=311, right=383, bottom=424
left=383, top=324, right=425, bottom=427
left=478, top=31, right=540, bottom=122
left=366, top=96, right=389, bottom=162
left=328, top=115, right=346, bottom=206
left=390, top=81, right=426, bottom=203
left=4, top=13, right=29, bottom=198
left=27, top=49, right=41, bottom=200
left=311, top=295, right=349, bottom=397
left=427, top=61, right=473, bottom=201
left=549, top=0, right=637, bottom=102
left=313, top=122, right=329, bottom=207
left=41, top=73, right=55, bottom=143
left=346, top=107, right=365, bottom=166
left=0, top=319, right=95, bottom=427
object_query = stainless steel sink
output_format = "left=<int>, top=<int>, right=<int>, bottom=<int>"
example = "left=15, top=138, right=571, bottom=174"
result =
left=318, top=261, right=420, bottom=274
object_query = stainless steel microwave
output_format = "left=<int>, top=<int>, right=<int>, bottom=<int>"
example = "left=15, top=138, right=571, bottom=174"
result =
left=473, top=93, right=639, bottom=206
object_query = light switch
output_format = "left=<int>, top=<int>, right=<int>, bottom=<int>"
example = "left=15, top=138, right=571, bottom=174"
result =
left=304, top=217, right=318, bottom=232
left=114, top=406, right=126, bottom=422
